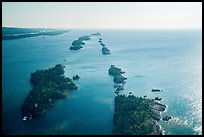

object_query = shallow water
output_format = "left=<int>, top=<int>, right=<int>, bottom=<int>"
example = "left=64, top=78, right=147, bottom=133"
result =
left=2, top=29, right=202, bottom=135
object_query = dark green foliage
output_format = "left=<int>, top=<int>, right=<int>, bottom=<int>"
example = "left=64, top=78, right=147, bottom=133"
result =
left=71, top=40, right=85, bottom=46
left=113, top=75, right=127, bottom=84
left=100, top=43, right=105, bottom=46
left=108, top=65, right=123, bottom=76
left=102, top=47, right=110, bottom=55
left=21, top=64, right=77, bottom=118
left=73, top=75, right=80, bottom=80
left=108, top=65, right=126, bottom=84
left=70, top=45, right=83, bottom=50
left=70, top=39, right=85, bottom=50
left=113, top=94, right=157, bottom=135
left=78, top=36, right=91, bottom=41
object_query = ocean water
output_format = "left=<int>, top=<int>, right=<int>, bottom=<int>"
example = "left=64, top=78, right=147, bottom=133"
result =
left=2, top=29, right=202, bottom=135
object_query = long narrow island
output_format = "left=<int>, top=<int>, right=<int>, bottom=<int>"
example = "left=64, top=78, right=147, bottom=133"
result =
left=21, top=64, right=78, bottom=120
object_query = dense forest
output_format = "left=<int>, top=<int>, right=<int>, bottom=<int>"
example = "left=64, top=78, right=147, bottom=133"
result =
left=21, top=64, right=77, bottom=119
left=113, top=94, right=163, bottom=135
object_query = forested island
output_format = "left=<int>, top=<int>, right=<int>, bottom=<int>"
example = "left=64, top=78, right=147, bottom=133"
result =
left=70, top=35, right=91, bottom=50
left=19, top=31, right=169, bottom=134
left=98, top=38, right=111, bottom=55
left=102, top=47, right=110, bottom=55
left=108, top=65, right=127, bottom=94
left=21, top=64, right=78, bottom=120
left=108, top=65, right=126, bottom=84
left=113, top=94, right=166, bottom=135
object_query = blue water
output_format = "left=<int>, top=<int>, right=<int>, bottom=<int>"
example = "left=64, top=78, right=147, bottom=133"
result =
left=2, top=29, right=202, bottom=135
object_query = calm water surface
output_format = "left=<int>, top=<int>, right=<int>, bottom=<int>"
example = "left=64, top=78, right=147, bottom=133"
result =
left=2, top=29, right=202, bottom=135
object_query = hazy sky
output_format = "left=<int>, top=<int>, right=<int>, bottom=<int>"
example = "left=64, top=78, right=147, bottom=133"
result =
left=2, top=2, right=202, bottom=29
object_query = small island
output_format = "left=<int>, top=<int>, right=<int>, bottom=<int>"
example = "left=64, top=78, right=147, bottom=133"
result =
left=98, top=38, right=103, bottom=43
left=70, top=39, right=85, bottom=50
left=100, top=43, right=106, bottom=47
left=108, top=65, right=127, bottom=84
left=98, top=37, right=111, bottom=55
left=91, top=32, right=101, bottom=36
left=70, top=45, right=83, bottom=50
left=78, top=35, right=91, bottom=41
left=151, top=89, right=163, bottom=92
left=102, top=47, right=110, bottom=55
left=113, top=94, right=166, bottom=135
left=21, top=64, right=78, bottom=120
left=72, top=39, right=85, bottom=46
left=70, top=36, right=91, bottom=50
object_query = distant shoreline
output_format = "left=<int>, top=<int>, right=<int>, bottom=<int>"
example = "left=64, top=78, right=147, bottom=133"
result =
left=2, top=27, right=68, bottom=40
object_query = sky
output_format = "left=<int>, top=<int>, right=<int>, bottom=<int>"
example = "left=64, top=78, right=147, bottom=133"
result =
left=2, top=2, right=202, bottom=29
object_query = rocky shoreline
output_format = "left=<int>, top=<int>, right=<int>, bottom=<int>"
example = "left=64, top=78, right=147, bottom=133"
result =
left=108, top=65, right=169, bottom=135
left=113, top=94, right=165, bottom=135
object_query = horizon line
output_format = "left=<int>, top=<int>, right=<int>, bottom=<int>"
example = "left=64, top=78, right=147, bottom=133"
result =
left=2, top=26, right=202, bottom=30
